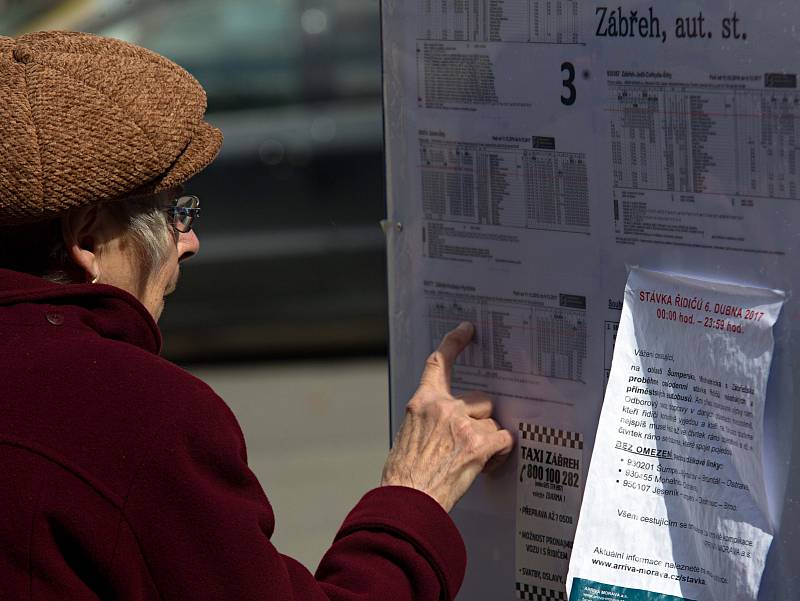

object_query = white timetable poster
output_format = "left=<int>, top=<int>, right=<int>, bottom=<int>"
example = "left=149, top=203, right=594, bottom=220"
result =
left=381, top=1, right=800, bottom=599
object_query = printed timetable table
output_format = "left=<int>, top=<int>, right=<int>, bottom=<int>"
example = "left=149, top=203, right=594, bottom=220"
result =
left=417, top=0, right=581, bottom=44
left=420, top=138, right=590, bottom=233
left=610, top=80, right=800, bottom=200
left=427, top=291, right=587, bottom=382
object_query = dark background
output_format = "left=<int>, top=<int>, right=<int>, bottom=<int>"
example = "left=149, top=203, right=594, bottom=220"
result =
left=0, top=0, right=388, bottom=362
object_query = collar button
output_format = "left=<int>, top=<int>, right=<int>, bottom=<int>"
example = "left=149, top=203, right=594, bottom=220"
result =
left=45, top=312, right=64, bottom=326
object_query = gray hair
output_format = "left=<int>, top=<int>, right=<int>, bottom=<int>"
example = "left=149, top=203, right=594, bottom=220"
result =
left=0, top=197, right=174, bottom=288
left=98, top=198, right=174, bottom=284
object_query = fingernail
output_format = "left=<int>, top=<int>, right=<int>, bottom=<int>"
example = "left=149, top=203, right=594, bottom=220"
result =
left=458, top=321, right=474, bottom=333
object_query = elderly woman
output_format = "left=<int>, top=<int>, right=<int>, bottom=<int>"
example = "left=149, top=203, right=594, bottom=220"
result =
left=0, top=32, right=512, bottom=601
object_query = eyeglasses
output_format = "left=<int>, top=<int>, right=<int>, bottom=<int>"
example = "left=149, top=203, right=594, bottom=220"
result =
left=163, top=195, right=200, bottom=233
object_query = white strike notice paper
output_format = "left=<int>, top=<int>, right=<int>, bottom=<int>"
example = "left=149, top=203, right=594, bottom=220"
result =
left=567, top=268, right=784, bottom=601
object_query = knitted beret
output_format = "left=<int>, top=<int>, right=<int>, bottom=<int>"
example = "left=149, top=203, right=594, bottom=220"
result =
left=0, top=31, right=223, bottom=224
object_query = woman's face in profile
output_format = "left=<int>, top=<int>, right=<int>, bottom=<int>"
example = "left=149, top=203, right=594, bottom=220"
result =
left=89, top=212, right=201, bottom=322
left=134, top=228, right=200, bottom=322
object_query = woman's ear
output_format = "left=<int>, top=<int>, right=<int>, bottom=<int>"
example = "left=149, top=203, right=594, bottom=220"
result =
left=61, top=205, right=102, bottom=283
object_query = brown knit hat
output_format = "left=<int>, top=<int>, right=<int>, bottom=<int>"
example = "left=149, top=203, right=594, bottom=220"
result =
left=0, top=31, right=223, bottom=224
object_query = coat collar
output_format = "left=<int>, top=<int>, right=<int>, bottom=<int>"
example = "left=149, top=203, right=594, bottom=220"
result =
left=0, top=269, right=162, bottom=354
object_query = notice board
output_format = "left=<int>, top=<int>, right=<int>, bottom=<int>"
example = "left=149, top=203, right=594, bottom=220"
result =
left=381, top=1, right=800, bottom=599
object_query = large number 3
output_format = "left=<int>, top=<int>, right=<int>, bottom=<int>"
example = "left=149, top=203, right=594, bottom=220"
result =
left=561, top=61, right=576, bottom=106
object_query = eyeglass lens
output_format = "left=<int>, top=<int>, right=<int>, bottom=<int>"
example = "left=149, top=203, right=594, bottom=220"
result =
left=171, top=196, right=200, bottom=233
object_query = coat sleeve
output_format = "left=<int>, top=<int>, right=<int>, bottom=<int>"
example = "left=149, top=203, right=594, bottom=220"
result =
left=120, top=385, right=466, bottom=601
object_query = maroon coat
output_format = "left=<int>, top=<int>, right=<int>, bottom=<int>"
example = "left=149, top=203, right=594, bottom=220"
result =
left=0, top=269, right=466, bottom=600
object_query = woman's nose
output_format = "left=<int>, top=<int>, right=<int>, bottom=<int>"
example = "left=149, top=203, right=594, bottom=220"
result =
left=177, top=229, right=200, bottom=262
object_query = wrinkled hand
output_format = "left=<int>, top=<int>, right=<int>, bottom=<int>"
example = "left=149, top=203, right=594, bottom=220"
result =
left=381, top=322, right=514, bottom=512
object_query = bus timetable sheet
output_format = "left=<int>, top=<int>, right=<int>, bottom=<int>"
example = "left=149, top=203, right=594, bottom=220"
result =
left=381, top=2, right=800, bottom=599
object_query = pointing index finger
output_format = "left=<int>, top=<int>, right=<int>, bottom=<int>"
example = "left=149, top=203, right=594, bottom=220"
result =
left=420, top=321, right=475, bottom=391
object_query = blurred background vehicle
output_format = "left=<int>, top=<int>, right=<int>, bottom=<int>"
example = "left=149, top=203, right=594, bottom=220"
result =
left=0, top=0, right=388, bottom=362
